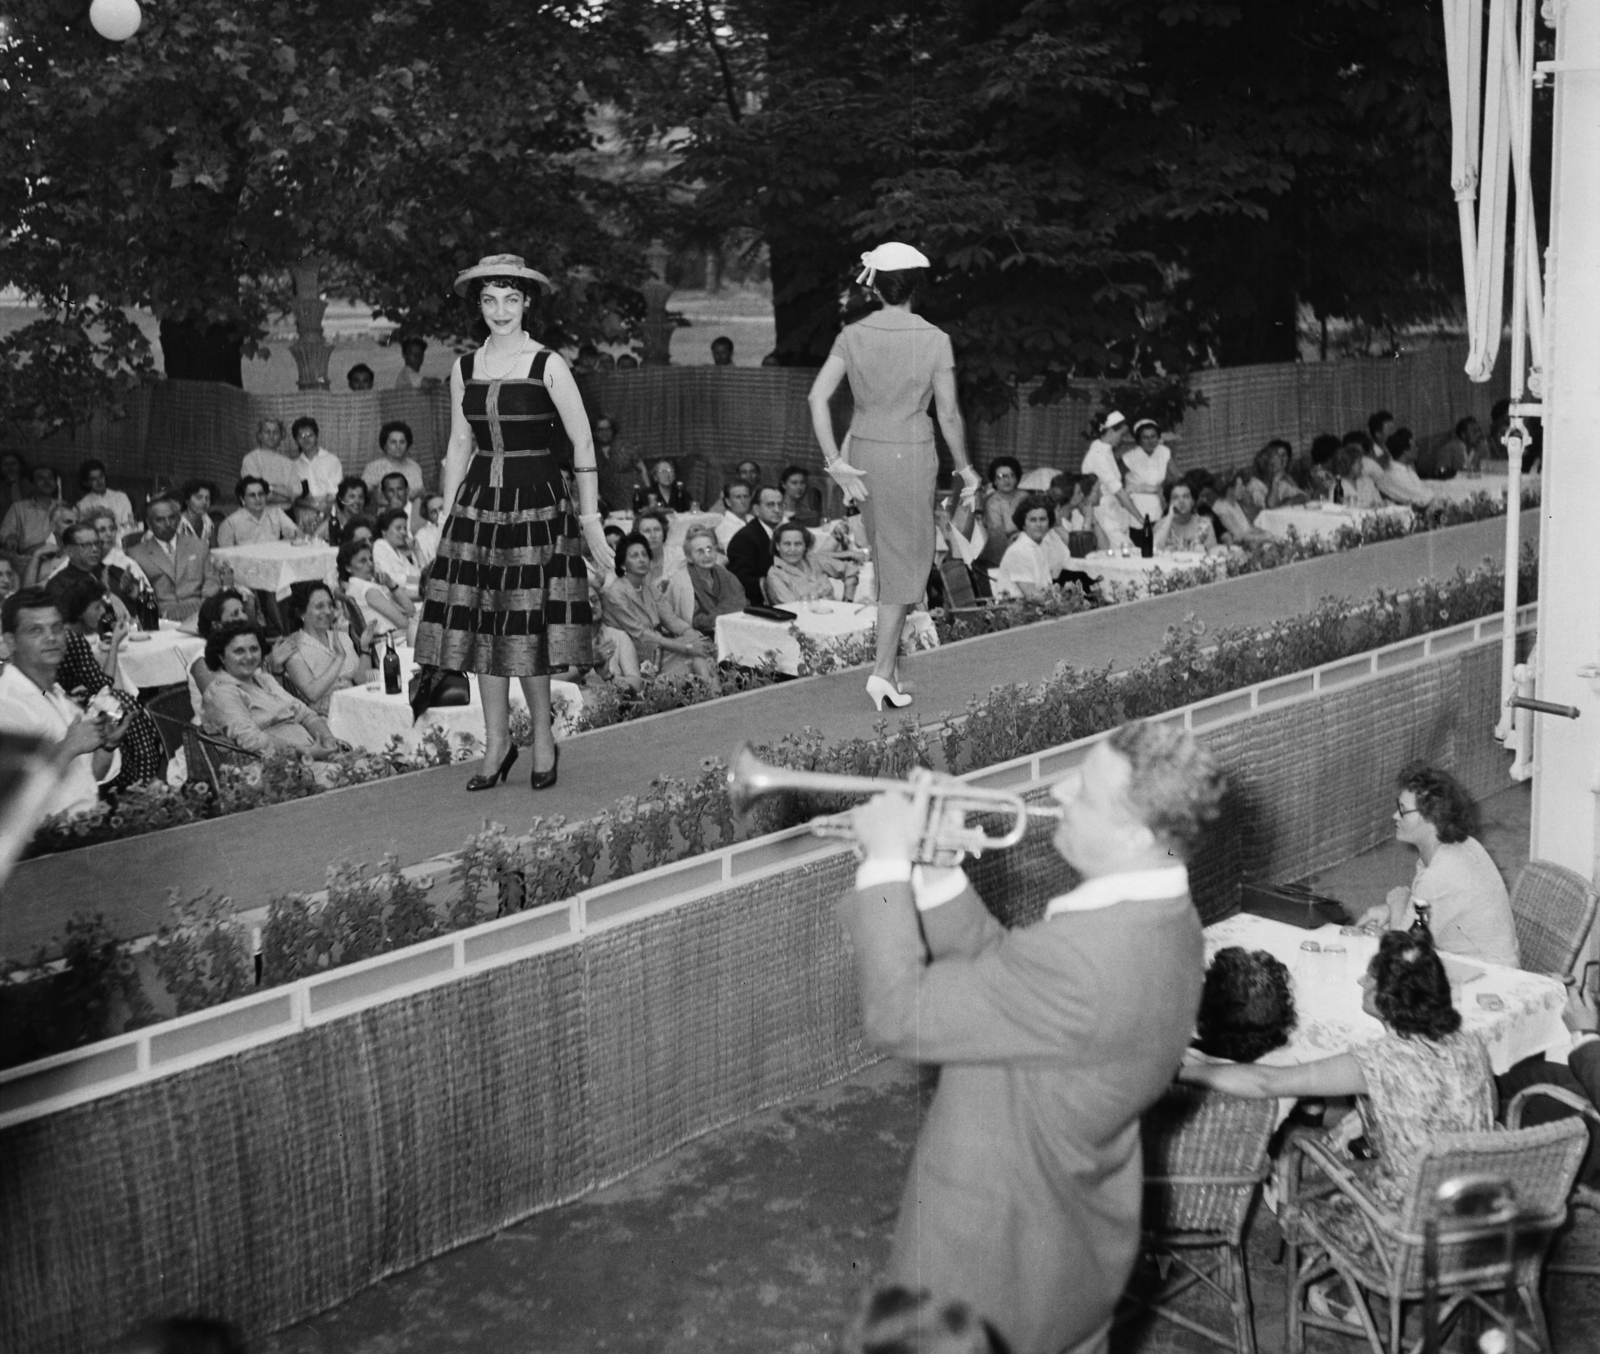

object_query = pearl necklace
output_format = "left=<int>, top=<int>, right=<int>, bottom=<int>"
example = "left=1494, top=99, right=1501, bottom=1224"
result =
left=479, top=335, right=529, bottom=380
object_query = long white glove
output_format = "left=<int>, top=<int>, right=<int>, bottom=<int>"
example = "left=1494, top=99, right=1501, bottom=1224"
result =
left=956, top=464, right=982, bottom=509
left=578, top=513, right=613, bottom=574
left=827, top=459, right=870, bottom=505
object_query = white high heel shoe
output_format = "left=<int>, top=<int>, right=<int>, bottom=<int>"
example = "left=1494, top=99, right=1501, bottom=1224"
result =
left=866, top=675, right=912, bottom=711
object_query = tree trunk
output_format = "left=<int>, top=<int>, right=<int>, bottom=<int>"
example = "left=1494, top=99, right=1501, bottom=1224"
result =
left=158, top=318, right=244, bottom=386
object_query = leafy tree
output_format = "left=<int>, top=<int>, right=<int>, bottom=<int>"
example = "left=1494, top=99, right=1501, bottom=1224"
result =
left=0, top=0, right=653, bottom=429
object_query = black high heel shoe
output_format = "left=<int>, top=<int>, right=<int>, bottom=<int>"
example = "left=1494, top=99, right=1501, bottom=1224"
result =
left=530, top=744, right=559, bottom=791
left=466, top=747, right=518, bottom=792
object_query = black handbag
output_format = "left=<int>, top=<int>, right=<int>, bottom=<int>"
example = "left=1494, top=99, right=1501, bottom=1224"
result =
left=408, top=666, right=471, bottom=722
left=743, top=604, right=798, bottom=623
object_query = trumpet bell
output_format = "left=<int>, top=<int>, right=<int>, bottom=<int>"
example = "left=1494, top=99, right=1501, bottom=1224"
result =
left=726, top=744, right=779, bottom=818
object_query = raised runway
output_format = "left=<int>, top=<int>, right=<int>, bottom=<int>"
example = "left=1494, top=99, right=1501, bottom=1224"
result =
left=0, top=511, right=1534, bottom=953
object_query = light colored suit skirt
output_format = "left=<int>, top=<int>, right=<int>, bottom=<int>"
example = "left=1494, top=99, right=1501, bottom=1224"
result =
left=853, top=436, right=937, bottom=604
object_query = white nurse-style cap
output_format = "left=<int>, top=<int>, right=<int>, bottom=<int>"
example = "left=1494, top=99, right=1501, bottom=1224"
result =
left=855, top=242, right=932, bottom=288
left=1101, top=411, right=1128, bottom=433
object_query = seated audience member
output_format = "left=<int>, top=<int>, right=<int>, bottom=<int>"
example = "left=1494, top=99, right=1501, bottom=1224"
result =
left=1212, top=470, right=1274, bottom=546
left=201, top=619, right=345, bottom=759
left=39, top=521, right=103, bottom=593
left=1417, top=417, right=1482, bottom=479
left=0, top=465, right=62, bottom=572
left=50, top=575, right=166, bottom=790
left=176, top=479, right=219, bottom=545
left=600, top=532, right=714, bottom=685
left=716, top=481, right=754, bottom=550
left=934, top=492, right=989, bottom=581
left=711, top=335, right=735, bottom=365
left=0, top=451, right=28, bottom=519
left=665, top=524, right=748, bottom=636
left=331, top=476, right=371, bottom=543
left=1369, top=408, right=1396, bottom=457
left=1333, top=443, right=1385, bottom=508
left=778, top=464, right=822, bottom=528
left=1495, top=985, right=1600, bottom=1186
left=616, top=353, right=639, bottom=370
left=289, top=495, right=329, bottom=542
left=998, top=495, right=1073, bottom=600
left=0, top=559, right=17, bottom=604
left=87, top=507, right=153, bottom=598
left=338, top=538, right=413, bottom=641
left=1309, top=432, right=1343, bottom=470
left=1152, top=481, right=1217, bottom=553
left=282, top=581, right=365, bottom=715
left=0, top=588, right=128, bottom=818
left=413, top=493, right=445, bottom=575
left=727, top=486, right=785, bottom=604
left=593, top=414, right=640, bottom=514
left=1255, top=439, right=1307, bottom=508
left=75, top=459, right=136, bottom=536
left=1050, top=474, right=1110, bottom=552
left=808, top=517, right=865, bottom=599
left=241, top=418, right=302, bottom=504
left=1124, top=419, right=1172, bottom=523
left=217, top=476, right=299, bottom=547
left=339, top=514, right=378, bottom=547
left=372, top=508, right=416, bottom=597
left=631, top=508, right=671, bottom=590
left=1356, top=761, right=1519, bottom=968
left=1371, top=428, right=1440, bottom=509
left=189, top=589, right=253, bottom=713
left=1192, top=947, right=1297, bottom=1062
left=346, top=362, right=375, bottom=391
left=376, top=472, right=412, bottom=518
left=633, top=457, right=694, bottom=514
left=20, top=501, right=81, bottom=588
left=978, top=457, right=1026, bottom=568
left=842, top=1285, right=1001, bottom=1354
left=765, top=523, right=836, bottom=605
left=362, top=422, right=426, bottom=503
left=129, top=495, right=220, bottom=621
left=736, top=459, right=763, bottom=491
left=393, top=334, right=431, bottom=389
left=289, top=416, right=345, bottom=508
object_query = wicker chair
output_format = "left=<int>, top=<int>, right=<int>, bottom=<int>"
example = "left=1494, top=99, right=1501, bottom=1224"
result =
left=1509, top=860, right=1598, bottom=978
left=1279, top=1117, right=1587, bottom=1353
left=1507, top=1083, right=1600, bottom=1279
left=1115, top=1084, right=1278, bottom=1353
left=142, top=686, right=194, bottom=759
left=181, top=724, right=260, bottom=792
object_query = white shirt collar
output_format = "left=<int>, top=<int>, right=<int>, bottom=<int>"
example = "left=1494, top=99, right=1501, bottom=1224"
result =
left=1045, top=865, right=1189, bottom=917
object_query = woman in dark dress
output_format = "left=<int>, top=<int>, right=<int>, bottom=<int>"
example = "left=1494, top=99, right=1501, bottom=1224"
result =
left=413, top=254, right=602, bottom=792
left=52, top=575, right=167, bottom=791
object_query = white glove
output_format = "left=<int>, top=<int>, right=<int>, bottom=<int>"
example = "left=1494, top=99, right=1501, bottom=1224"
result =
left=827, top=459, right=869, bottom=504
left=956, top=464, right=982, bottom=509
left=578, top=513, right=613, bottom=572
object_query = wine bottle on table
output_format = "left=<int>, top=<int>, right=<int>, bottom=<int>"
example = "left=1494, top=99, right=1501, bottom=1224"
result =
left=383, top=635, right=401, bottom=695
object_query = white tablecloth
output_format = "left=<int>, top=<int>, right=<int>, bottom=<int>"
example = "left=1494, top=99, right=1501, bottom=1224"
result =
left=1253, top=503, right=1413, bottom=544
left=1075, top=550, right=1215, bottom=599
left=1205, top=914, right=1568, bottom=1077
left=714, top=600, right=939, bottom=676
left=211, top=540, right=339, bottom=598
left=1423, top=473, right=1511, bottom=506
left=113, top=628, right=205, bottom=693
left=326, top=643, right=584, bottom=756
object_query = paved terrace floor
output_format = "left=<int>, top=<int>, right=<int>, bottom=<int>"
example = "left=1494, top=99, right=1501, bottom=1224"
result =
left=258, top=782, right=1599, bottom=1354
left=0, top=511, right=1534, bottom=954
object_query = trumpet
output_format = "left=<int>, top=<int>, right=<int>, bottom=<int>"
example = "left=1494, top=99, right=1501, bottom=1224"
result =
left=727, top=745, right=1063, bottom=865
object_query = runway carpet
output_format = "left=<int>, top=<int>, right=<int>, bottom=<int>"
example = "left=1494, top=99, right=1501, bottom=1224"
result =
left=5, top=511, right=1534, bottom=949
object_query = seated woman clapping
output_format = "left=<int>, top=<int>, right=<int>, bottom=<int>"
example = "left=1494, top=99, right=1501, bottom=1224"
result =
left=997, top=495, right=1073, bottom=600
left=282, top=581, right=366, bottom=716
left=766, top=523, right=836, bottom=605
left=337, top=537, right=413, bottom=650
left=633, top=458, right=695, bottom=514
left=665, top=524, right=747, bottom=636
left=1152, top=482, right=1217, bottom=553
left=200, top=619, right=347, bottom=759
left=600, top=532, right=714, bottom=687
left=372, top=507, right=417, bottom=600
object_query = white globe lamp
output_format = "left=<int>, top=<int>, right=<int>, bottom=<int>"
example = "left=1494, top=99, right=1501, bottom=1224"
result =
left=89, top=0, right=142, bottom=42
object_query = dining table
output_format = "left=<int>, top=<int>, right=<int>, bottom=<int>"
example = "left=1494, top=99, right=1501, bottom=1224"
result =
left=1253, top=503, right=1415, bottom=544
left=210, top=539, right=339, bottom=599
left=714, top=599, right=939, bottom=677
left=1073, top=549, right=1220, bottom=600
left=112, top=623, right=206, bottom=694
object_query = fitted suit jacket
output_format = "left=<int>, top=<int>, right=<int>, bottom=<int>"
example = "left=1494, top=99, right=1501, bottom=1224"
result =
left=128, top=534, right=218, bottom=621
left=837, top=874, right=1203, bottom=1354
left=726, top=517, right=774, bottom=605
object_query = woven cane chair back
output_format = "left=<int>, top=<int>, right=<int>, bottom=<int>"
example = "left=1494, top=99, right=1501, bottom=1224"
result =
left=1510, top=860, right=1598, bottom=978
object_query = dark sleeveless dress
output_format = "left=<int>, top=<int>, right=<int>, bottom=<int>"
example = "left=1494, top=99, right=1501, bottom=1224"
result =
left=413, top=350, right=593, bottom=677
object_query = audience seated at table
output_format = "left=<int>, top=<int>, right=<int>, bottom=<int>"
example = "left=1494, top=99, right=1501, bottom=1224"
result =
left=1332, top=443, right=1385, bottom=509
left=189, top=589, right=253, bottom=715
left=765, top=523, right=837, bottom=605
left=176, top=479, right=219, bottom=546
left=1049, top=474, right=1112, bottom=553
left=372, top=508, right=416, bottom=593
left=413, top=493, right=445, bottom=574
left=1191, top=947, right=1297, bottom=1063
left=1152, top=482, right=1217, bottom=553
left=631, top=507, right=672, bottom=591
left=1370, top=428, right=1440, bottom=510
left=50, top=575, right=167, bottom=790
left=129, top=494, right=220, bottom=621
left=75, top=459, right=137, bottom=537
left=361, top=421, right=426, bottom=505
left=331, top=477, right=371, bottom=544
left=338, top=514, right=378, bottom=547
left=1419, top=415, right=1487, bottom=479
left=1355, top=762, right=1519, bottom=967
left=1495, top=984, right=1600, bottom=1186
left=727, top=486, right=785, bottom=604
left=338, top=538, right=413, bottom=643
left=374, top=472, right=413, bottom=523
left=19, top=501, right=84, bottom=588
left=216, top=476, right=300, bottom=547
left=778, top=465, right=822, bottom=528
left=978, top=457, right=1025, bottom=568
left=289, top=495, right=330, bottom=543
left=1124, top=420, right=1173, bottom=523
left=290, top=416, right=345, bottom=510
left=241, top=417, right=301, bottom=505
left=282, top=581, right=366, bottom=716
left=38, top=520, right=105, bottom=594
left=933, top=492, right=990, bottom=592
left=997, top=495, right=1073, bottom=600
left=1254, top=439, right=1307, bottom=508
left=633, top=458, right=695, bottom=514
left=84, top=507, right=153, bottom=604
left=715, top=481, right=753, bottom=550
left=665, top=524, right=748, bottom=636
left=600, top=532, right=714, bottom=686
left=0, top=559, right=16, bottom=604
left=201, top=619, right=346, bottom=760
left=0, top=465, right=62, bottom=573
left=1211, top=470, right=1273, bottom=546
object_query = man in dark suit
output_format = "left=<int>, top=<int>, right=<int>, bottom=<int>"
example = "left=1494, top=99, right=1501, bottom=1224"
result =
left=1497, top=986, right=1600, bottom=1185
left=726, top=484, right=785, bottom=604
left=128, top=494, right=219, bottom=621
left=840, top=721, right=1226, bottom=1354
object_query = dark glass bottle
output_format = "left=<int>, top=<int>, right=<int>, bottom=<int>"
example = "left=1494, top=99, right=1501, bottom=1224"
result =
left=1409, top=899, right=1433, bottom=943
left=383, top=635, right=402, bottom=695
left=1138, top=515, right=1154, bottom=558
left=1333, top=479, right=1345, bottom=506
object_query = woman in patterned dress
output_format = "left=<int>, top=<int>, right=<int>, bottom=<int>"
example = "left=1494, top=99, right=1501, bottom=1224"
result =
left=413, top=254, right=603, bottom=792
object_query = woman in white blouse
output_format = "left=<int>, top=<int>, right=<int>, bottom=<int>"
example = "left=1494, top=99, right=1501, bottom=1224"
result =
left=336, top=538, right=412, bottom=647
left=1123, top=420, right=1172, bottom=523
left=1080, top=411, right=1142, bottom=541
left=283, top=582, right=365, bottom=715
left=998, top=495, right=1073, bottom=600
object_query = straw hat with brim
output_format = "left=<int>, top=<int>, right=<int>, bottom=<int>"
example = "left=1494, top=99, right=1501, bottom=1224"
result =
left=453, top=254, right=554, bottom=298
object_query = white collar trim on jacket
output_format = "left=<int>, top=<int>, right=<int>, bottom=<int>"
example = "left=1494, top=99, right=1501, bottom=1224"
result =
left=1045, top=865, right=1189, bottom=918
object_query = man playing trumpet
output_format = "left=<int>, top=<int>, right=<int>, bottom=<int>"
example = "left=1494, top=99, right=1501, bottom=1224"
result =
left=840, top=722, right=1226, bottom=1354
